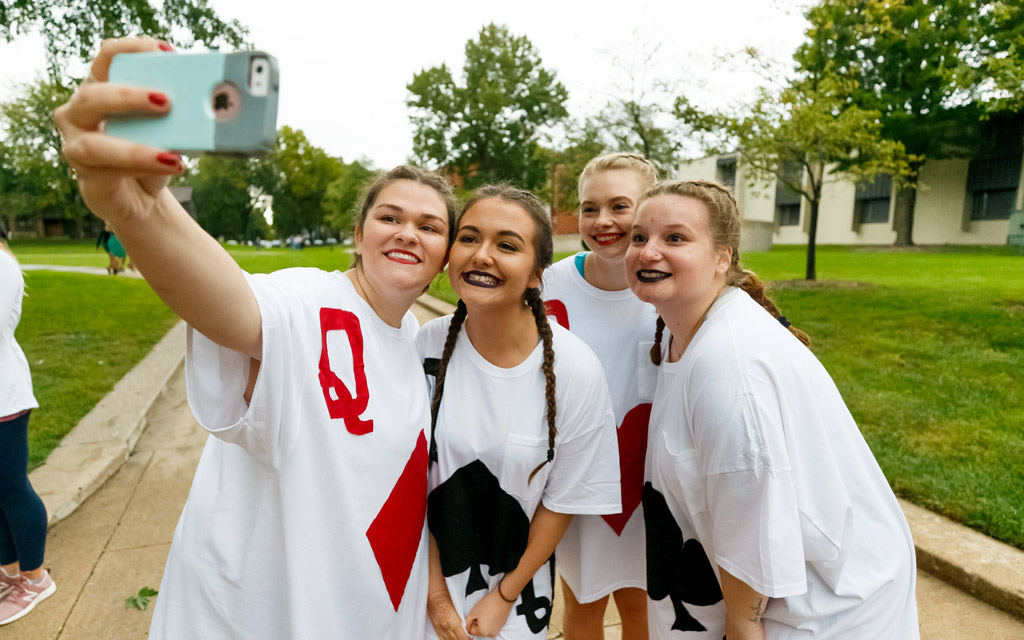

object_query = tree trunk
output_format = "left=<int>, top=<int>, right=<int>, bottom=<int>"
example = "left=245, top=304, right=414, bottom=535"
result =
left=805, top=198, right=819, bottom=281
left=892, top=186, right=917, bottom=247
left=892, top=160, right=923, bottom=247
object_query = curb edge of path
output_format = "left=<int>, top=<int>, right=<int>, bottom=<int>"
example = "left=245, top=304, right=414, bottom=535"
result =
left=28, top=320, right=186, bottom=526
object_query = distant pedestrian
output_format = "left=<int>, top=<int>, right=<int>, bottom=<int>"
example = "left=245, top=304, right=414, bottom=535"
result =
left=0, top=223, right=57, bottom=626
left=96, top=221, right=125, bottom=274
left=628, top=179, right=919, bottom=640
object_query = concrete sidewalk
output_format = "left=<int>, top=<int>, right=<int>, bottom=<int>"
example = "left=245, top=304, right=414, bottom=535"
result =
left=10, top=293, right=1024, bottom=638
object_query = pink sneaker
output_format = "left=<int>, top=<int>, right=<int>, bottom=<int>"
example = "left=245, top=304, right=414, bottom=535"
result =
left=0, top=570, right=17, bottom=601
left=0, top=571, right=56, bottom=625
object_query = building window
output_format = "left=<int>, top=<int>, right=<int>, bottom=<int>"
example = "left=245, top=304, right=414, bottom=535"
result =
left=967, top=116, right=1022, bottom=222
left=774, top=163, right=802, bottom=227
left=855, top=175, right=892, bottom=224
left=716, top=157, right=737, bottom=188
left=777, top=204, right=801, bottom=226
left=972, top=189, right=1017, bottom=221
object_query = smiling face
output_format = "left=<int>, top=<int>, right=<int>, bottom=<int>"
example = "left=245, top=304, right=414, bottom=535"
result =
left=625, top=194, right=731, bottom=314
left=354, top=179, right=451, bottom=298
left=448, top=197, right=541, bottom=313
left=578, top=169, right=647, bottom=262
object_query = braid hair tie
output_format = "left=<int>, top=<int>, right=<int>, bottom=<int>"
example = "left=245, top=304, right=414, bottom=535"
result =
left=546, top=448, right=554, bottom=462
left=778, top=316, right=791, bottom=328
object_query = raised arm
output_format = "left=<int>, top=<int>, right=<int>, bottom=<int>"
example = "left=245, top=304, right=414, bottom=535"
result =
left=55, top=37, right=262, bottom=359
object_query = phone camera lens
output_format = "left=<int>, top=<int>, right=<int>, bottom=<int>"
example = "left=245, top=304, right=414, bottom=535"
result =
left=256, top=65, right=264, bottom=73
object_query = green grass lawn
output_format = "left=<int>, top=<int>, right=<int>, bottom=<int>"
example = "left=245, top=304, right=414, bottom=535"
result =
left=743, top=247, right=1023, bottom=548
left=16, top=272, right=178, bottom=469
left=14, top=241, right=1024, bottom=549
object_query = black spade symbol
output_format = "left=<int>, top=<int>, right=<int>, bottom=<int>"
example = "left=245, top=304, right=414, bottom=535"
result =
left=428, top=460, right=531, bottom=597
left=643, top=482, right=723, bottom=633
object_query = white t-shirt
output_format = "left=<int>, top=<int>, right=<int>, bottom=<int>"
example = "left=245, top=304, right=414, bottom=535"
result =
left=418, top=314, right=621, bottom=639
left=646, top=287, right=919, bottom=640
left=150, top=269, right=431, bottom=640
left=0, top=251, right=37, bottom=417
left=541, top=254, right=658, bottom=601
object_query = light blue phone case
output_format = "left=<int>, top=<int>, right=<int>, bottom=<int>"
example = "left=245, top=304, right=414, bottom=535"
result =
left=106, top=51, right=279, bottom=156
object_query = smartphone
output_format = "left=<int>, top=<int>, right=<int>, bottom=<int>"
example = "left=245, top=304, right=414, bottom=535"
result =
left=106, top=50, right=279, bottom=157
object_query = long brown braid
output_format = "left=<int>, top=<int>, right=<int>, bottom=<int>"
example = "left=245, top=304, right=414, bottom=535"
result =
left=428, top=184, right=558, bottom=482
left=428, top=299, right=468, bottom=464
left=641, top=179, right=810, bottom=366
left=524, top=287, right=557, bottom=482
left=650, top=316, right=666, bottom=366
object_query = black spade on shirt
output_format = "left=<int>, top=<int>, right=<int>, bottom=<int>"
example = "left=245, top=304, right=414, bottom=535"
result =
left=428, top=460, right=531, bottom=597
left=643, top=482, right=724, bottom=633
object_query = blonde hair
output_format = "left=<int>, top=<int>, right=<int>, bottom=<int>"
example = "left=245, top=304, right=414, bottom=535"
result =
left=577, top=152, right=659, bottom=206
left=641, top=179, right=811, bottom=365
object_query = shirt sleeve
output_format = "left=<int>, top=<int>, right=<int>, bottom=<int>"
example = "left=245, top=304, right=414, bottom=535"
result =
left=0, top=256, right=22, bottom=333
left=184, top=270, right=308, bottom=469
left=541, top=337, right=621, bottom=515
left=688, top=353, right=808, bottom=599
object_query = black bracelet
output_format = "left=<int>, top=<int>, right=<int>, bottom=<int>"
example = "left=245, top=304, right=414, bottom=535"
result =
left=497, top=574, right=517, bottom=603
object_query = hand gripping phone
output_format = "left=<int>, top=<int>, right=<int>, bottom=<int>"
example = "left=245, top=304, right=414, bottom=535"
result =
left=106, top=50, right=279, bottom=156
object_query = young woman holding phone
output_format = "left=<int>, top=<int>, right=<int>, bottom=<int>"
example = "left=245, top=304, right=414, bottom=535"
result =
left=56, top=37, right=458, bottom=639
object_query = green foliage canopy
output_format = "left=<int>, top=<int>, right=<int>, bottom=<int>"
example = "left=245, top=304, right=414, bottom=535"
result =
left=407, top=23, right=568, bottom=192
left=253, top=126, right=344, bottom=238
left=0, top=0, right=248, bottom=79
left=0, top=78, right=85, bottom=233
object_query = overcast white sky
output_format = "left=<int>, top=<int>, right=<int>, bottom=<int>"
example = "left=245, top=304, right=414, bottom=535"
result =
left=0, top=0, right=810, bottom=168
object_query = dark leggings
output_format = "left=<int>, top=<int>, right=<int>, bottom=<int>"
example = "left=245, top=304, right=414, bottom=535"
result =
left=0, top=411, right=47, bottom=571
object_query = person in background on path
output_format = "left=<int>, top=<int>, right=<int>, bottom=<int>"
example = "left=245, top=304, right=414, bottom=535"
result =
left=420, top=185, right=621, bottom=640
left=628, top=179, right=919, bottom=640
left=96, top=221, right=126, bottom=274
left=0, top=223, right=57, bottom=627
left=56, top=37, right=457, bottom=639
left=542, top=152, right=661, bottom=640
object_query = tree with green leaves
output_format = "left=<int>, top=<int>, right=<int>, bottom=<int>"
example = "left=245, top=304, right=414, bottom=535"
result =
left=190, top=155, right=258, bottom=241
left=796, top=0, right=983, bottom=246
left=537, top=119, right=608, bottom=215
left=976, top=1, right=1024, bottom=113
left=407, top=23, right=568, bottom=192
left=0, top=0, right=247, bottom=81
left=323, top=159, right=374, bottom=237
left=591, top=42, right=684, bottom=177
left=254, top=126, right=343, bottom=238
left=676, top=68, right=910, bottom=280
left=0, top=78, right=87, bottom=235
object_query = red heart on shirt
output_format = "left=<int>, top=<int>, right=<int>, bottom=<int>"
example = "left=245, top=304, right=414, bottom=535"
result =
left=366, top=430, right=428, bottom=610
left=602, top=403, right=651, bottom=536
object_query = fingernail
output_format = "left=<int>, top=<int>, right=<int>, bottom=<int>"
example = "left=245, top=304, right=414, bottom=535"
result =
left=157, top=152, right=181, bottom=167
left=148, top=92, right=168, bottom=106
left=158, top=42, right=175, bottom=52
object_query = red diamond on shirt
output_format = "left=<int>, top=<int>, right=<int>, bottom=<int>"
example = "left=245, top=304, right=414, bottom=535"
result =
left=603, top=403, right=651, bottom=536
left=366, top=430, right=428, bottom=611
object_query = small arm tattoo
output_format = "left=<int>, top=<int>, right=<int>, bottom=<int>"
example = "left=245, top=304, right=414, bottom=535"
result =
left=749, top=597, right=765, bottom=622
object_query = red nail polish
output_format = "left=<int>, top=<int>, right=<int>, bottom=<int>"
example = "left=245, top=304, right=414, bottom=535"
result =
left=158, top=42, right=175, bottom=52
left=148, top=92, right=168, bottom=106
left=157, top=152, right=180, bottom=167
